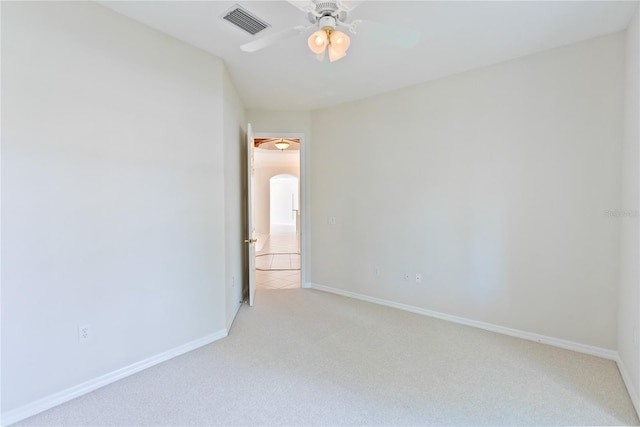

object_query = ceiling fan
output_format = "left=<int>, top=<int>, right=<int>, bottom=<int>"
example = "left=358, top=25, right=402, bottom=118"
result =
left=239, top=0, right=420, bottom=62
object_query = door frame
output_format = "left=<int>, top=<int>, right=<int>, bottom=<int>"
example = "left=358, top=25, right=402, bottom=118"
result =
left=253, top=131, right=308, bottom=288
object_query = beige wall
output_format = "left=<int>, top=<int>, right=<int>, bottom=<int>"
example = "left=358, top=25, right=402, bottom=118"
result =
left=618, top=3, right=640, bottom=413
left=310, top=32, right=625, bottom=350
left=2, top=1, right=230, bottom=415
left=246, top=110, right=311, bottom=136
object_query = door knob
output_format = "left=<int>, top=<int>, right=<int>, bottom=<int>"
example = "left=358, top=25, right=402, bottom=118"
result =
left=244, top=238, right=258, bottom=244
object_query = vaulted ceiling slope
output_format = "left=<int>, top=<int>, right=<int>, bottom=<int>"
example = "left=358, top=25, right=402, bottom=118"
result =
left=99, top=1, right=637, bottom=111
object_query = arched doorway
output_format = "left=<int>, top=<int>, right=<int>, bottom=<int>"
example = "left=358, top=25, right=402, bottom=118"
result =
left=269, top=174, right=298, bottom=232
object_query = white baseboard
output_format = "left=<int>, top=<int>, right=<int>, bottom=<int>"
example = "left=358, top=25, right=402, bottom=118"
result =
left=2, top=330, right=228, bottom=427
left=308, top=283, right=618, bottom=360
left=616, top=355, right=640, bottom=417
left=227, top=301, right=242, bottom=332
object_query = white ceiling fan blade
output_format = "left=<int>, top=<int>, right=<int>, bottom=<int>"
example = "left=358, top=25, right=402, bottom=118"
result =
left=285, top=0, right=315, bottom=14
left=287, top=0, right=363, bottom=17
left=355, top=19, right=421, bottom=49
left=337, top=0, right=365, bottom=13
left=240, top=25, right=309, bottom=53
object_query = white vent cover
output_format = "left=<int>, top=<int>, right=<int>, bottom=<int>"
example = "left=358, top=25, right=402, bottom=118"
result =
left=222, top=5, right=270, bottom=35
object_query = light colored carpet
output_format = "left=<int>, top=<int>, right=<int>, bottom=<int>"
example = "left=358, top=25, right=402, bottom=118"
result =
left=13, top=289, right=640, bottom=426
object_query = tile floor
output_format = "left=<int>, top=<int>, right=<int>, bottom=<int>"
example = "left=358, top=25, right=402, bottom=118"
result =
left=255, top=224, right=300, bottom=290
left=256, top=253, right=300, bottom=270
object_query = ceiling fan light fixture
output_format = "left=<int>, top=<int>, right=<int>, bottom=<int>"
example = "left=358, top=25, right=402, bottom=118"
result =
left=275, top=139, right=290, bottom=151
left=308, top=30, right=328, bottom=54
left=308, top=24, right=350, bottom=62
left=328, top=44, right=346, bottom=62
left=330, top=30, right=350, bottom=53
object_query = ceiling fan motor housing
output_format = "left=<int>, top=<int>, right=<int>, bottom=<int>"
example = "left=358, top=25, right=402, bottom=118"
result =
left=315, top=1, right=339, bottom=13
left=307, top=0, right=348, bottom=25
left=318, top=15, right=337, bottom=30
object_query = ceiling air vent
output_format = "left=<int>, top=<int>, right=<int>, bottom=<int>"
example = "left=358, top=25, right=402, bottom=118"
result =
left=222, top=5, right=270, bottom=36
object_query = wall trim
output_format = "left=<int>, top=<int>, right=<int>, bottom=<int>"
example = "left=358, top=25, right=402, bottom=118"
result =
left=227, top=301, right=242, bottom=332
left=309, top=283, right=618, bottom=360
left=616, top=355, right=640, bottom=417
left=1, top=330, right=228, bottom=427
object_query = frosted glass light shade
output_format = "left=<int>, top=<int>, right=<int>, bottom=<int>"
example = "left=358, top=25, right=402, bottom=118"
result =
left=328, top=45, right=346, bottom=62
left=275, top=139, right=290, bottom=150
left=308, top=30, right=328, bottom=54
left=329, top=30, right=350, bottom=54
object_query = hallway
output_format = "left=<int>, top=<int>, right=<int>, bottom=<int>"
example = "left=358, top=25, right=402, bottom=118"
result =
left=255, top=224, right=300, bottom=290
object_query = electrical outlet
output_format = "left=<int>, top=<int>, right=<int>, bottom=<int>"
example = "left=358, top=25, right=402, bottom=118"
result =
left=404, top=272, right=411, bottom=281
left=78, top=324, right=91, bottom=343
left=328, top=216, right=336, bottom=225
left=374, top=266, right=381, bottom=276
left=415, top=273, right=422, bottom=283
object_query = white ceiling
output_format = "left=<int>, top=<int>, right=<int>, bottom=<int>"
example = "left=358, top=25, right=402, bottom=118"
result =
left=98, top=1, right=637, bottom=111
left=255, top=147, right=300, bottom=168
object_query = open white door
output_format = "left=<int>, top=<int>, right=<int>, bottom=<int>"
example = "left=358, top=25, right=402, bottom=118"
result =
left=245, top=124, right=257, bottom=306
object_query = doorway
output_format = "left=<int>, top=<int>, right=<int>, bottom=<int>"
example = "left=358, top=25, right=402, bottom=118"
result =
left=252, top=135, right=302, bottom=291
left=270, top=174, right=298, bottom=228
